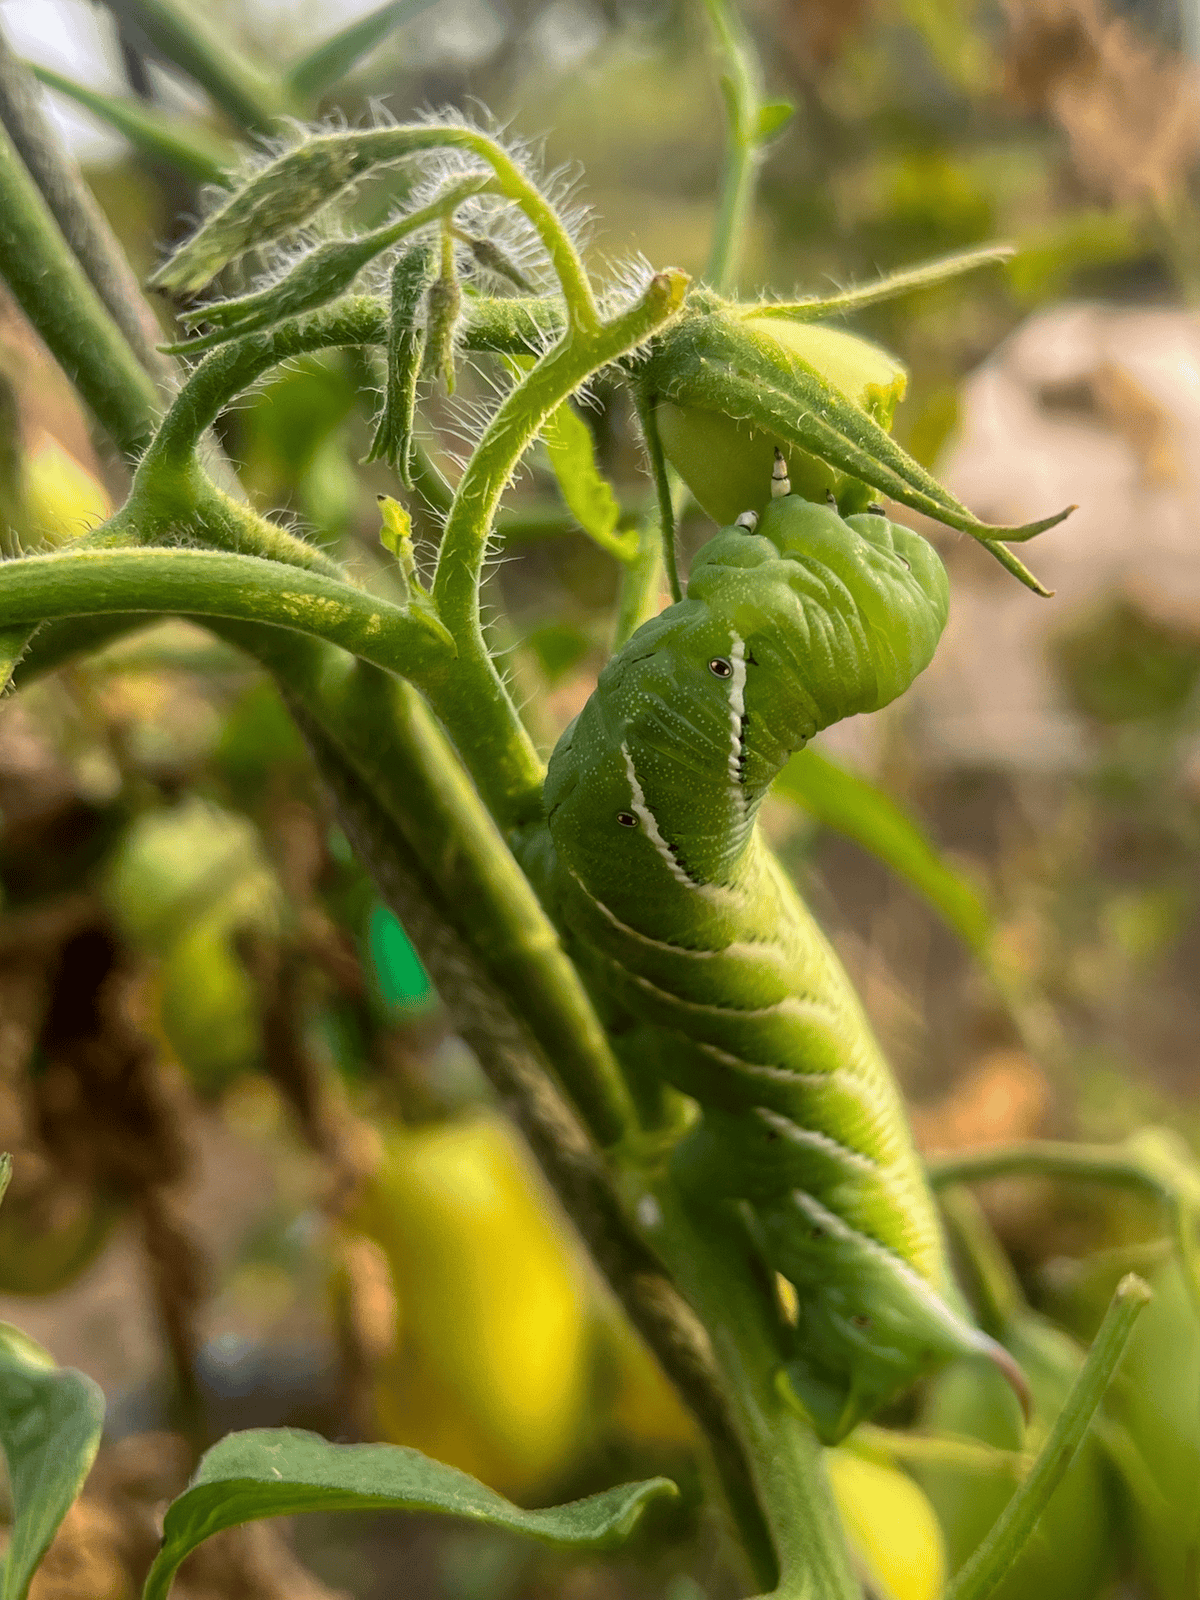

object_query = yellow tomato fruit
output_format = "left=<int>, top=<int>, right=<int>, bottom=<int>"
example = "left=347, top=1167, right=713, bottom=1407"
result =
left=828, top=1448, right=947, bottom=1600
left=657, top=319, right=907, bottom=524
left=347, top=1115, right=590, bottom=1497
left=24, top=429, right=112, bottom=544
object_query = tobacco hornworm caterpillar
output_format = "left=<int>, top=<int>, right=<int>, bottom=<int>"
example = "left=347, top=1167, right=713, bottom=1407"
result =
left=539, top=485, right=1025, bottom=1444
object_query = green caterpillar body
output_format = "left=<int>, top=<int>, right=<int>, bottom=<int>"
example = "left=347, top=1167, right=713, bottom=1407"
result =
left=542, top=495, right=1017, bottom=1443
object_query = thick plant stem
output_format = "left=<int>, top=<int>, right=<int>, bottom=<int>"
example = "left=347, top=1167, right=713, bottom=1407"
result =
left=0, top=546, right=450, bottom=678
left=0, top=29, right=172, bottom=384
left=946, top=1276, right=1151, bottom=1600
left=0, top=118, right=159, bottom=460
left=283, top=703, right=771, bottom=1569
left=204, top=623, right=640, bottom=1148
left=648, top=1184, right=860, bottom=1598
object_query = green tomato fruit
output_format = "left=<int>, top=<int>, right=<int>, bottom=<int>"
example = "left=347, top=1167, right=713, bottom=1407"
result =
left=157, top=915, right=263, bottom=1093
left=914, top=1312, right=1120, bottom=1600
left=657, top=318, right=907, bottom=524
left=0, top=1182, right=117, bottom=1295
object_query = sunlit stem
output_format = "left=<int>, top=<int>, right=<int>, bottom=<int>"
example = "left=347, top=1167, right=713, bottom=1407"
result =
left=749, top=244, right=1016, bottom=323
left=928, top=1132, right=1200, bottom=1324
left=634, top=389, right=683, bottom=604
left=702, top=0, right=769, bottom=294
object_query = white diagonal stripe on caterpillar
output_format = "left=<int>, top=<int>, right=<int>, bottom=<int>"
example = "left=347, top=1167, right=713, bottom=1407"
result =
left=620, top=739, right=704, bottom=889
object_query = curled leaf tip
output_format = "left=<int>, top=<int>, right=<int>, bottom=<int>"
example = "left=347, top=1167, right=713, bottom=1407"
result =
left=990, top=503, right=1077, bottom=544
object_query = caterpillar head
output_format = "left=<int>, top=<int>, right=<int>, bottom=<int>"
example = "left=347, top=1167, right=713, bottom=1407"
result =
left=687, top=492, right=950, bottom=734
left=545, top=492, right=950, bottom=898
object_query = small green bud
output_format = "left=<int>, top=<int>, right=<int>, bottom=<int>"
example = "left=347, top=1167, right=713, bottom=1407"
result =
left=423, top=226, right=463, bottom=396
left=376, top=494, right=455, bottom=650
left=366, top=247, right=435, bottom=485
left=459, top=233, right=534, bottom=292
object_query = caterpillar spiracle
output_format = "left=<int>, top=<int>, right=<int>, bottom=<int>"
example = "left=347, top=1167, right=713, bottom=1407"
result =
left=538, top=480, right=1026, bottom=1445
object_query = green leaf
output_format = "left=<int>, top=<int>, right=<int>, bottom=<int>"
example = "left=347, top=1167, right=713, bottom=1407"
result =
left=29, top=64, right=234, bottom=188
left=751, top=243, right=1015, bottom=324
left=775, top=747, right=992, bottom=954
left=163, top=177, right=490, bottom=356
left=142, top=1428, right=677, bottom=1600
left=149, top=125, right=487, bottom=294
left=0, top=1324, right=106, bottom=1600
left=0, top=1153, right=10, bottom=1206
left=285, top=0, right=436, bottom=102
left=651, top=314, right=1067, bottom=593
left=754, top=99, right=795, bottom=143
left=541, top=402, right=637, bottom=562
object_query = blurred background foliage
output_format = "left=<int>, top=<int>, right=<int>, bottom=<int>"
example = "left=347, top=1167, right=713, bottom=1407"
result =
left=4, top=0, right=1200, bottom=1594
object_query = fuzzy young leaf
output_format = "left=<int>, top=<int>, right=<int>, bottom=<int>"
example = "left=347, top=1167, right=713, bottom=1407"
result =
left=366, top=246, right=434, bottom=482
left=149, top=124, right=524, bottom=295
left=29, top=64, right=235, bottom=187
left=285, top=0, right=436, bottom=102
left=164, top=175, right=493, bottom=355
left=458, top=232, right=535, bottom=291
left=0, top=1324, right=105, bottom=1600
left=541, top=402, right=637, bottom=561
left=376, top=496, right=456, bottom=648
left=774, top=747, right=992, bottom=953
left=141, top=1428, right=677, bottom=1600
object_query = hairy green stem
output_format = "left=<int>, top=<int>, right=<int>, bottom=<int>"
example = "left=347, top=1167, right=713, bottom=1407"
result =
left=428, top=269, right=688, bottom=828
left=945, top=1275, right=1150, bottom=1600
left=0, top=118, right=160, bottom=460
left=648, top=1184, right=860, bottom=1598
left=634, top=388, right=683, bottom=603
left=0, top=546, right=450, bottom=677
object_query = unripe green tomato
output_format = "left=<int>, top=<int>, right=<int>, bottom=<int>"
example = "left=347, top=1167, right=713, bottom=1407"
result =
left=914, top=1313, right=1119, bottom=1600
left=156, top=915, right=263, bottom=1094
left=1103, top=1259, right=1200, bottom=1600
left=0, top=1184, right=117, bottom=1295
left=657, top=319, right=906, bottom=524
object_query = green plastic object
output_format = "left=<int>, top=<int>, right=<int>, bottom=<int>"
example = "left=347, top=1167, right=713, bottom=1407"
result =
left=368, top=902, right=435, bottom=1010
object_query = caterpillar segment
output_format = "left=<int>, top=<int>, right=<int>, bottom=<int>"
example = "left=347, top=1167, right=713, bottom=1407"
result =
left=540, top=487, right=1029, bottom=1443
